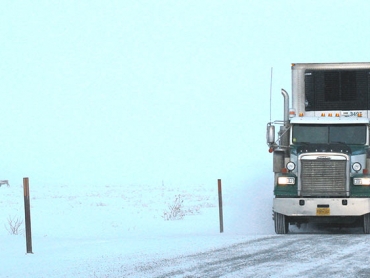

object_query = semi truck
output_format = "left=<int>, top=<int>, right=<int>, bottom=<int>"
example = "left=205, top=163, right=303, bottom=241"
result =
left=267, top=62, right=370, bottom=234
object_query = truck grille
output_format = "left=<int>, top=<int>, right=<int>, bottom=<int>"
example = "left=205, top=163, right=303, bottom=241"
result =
left=300, top=158, right=347, bottom=196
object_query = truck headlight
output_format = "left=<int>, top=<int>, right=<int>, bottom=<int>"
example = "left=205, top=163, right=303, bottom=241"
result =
left=278, top=177, right=295, bottom=185
left=286, top=162, right=296, bottom=171
left=352, top=162, right=362, bottom=172
left=354, top=178, right=370, bottom=185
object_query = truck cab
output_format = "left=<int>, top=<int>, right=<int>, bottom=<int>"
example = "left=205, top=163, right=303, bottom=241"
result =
left=267, top=63, right=370, bottom=234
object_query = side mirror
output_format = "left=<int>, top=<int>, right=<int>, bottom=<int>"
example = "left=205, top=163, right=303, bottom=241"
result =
left=266, top=124, right=275, bottom=145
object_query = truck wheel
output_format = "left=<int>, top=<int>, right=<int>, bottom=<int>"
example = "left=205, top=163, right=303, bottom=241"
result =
left=364, top=214, right=370, bottom=234
left=274, top=212, right=288, bottom=234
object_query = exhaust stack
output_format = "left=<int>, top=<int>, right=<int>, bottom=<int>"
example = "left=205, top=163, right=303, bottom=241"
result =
left=281, top=89, right=289, bottom=127
left=278, top=89, right=290, bottom=150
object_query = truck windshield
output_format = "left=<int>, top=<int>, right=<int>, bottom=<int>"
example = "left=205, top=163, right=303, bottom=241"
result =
left=292, top=124, right=367, bottom=145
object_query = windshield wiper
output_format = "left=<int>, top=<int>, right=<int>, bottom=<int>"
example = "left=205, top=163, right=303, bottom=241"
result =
left=331, top=141, right=349, bottom=146
left=296, top=142, right=310, bottom=145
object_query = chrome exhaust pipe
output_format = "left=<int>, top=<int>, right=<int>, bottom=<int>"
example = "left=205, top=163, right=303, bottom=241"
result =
left=281, top=89, right=289, bottom=127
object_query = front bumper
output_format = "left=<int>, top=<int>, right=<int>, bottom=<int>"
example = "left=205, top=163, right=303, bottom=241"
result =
left=273, top=198, right=370, bottom=216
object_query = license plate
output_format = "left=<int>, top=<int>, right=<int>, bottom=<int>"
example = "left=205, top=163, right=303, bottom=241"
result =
left=316, top=207, right=330, bottom=216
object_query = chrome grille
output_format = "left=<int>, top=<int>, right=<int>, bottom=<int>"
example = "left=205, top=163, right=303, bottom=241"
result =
left=300, top=158, right=347, bottom=196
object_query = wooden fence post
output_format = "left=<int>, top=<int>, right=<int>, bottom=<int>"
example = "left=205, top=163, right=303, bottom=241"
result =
left=218, top=179, right=224, bottom=233
left=23, top=177, right=33, bottom=254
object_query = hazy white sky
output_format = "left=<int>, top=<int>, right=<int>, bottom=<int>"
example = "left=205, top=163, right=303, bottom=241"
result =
left=1, top=1, right=369, bottom=187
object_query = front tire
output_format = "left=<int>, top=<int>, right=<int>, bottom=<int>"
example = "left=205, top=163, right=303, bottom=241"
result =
left=274, top=212, right=288, bottom=234
left=363, top=214, right=370, bottom=234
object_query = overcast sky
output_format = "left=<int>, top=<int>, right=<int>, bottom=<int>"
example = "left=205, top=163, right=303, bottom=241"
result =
left=1, top=1, right=369, bottom=187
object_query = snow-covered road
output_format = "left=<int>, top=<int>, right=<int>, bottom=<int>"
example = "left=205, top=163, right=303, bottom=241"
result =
left=115, top=234, right=370, bottom=277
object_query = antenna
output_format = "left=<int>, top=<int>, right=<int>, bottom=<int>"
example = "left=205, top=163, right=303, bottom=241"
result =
left=270, top=67, right=273, bottom=123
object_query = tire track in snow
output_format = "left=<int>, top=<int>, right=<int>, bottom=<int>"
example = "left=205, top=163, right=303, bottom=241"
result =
left=128, top=236, right=300, bottom=277
left=125, top=235, right=370, bottom=277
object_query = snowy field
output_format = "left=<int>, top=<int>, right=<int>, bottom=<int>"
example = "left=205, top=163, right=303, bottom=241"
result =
left=3, top=177, right=370, bottom=277
left=1, top=177, right=274, bottom=277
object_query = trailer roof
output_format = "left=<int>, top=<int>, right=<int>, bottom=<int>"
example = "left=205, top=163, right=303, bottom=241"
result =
left=291, top=62, right=370, bottom=70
